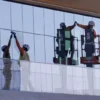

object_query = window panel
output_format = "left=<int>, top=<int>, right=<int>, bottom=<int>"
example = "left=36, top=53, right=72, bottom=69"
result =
left=65, top=13, right=75, bottom=37
left=65, top=13, right=74, bottom=26
left=93, top=18, right=100, bottom=45
left=12, top=31, right=24, bottom=60
left=93, top=18, right=100, bottom=35
left=24, top=33, right=34, bottom=61
left=34, top=7, right=44, bottom=34
left=45, top=36, right=54, bottom=63
left=11, top=3, right=22, bottom=31
left=78, top=40, right=85, bottom=67
left=23, top=5, right=33, bottom=33
left=54, top=11, right=64, bottom=36
left=83, top=16, right=92, bottom=25
left=1, top=30, right=13, bottom=58
left=44, top=9, right=54, bottom=36
left=35, top=35, right=45, bottom=62
left=74, top=14, right=84, bottom=40
left=0, top=0, right=11, bottom=29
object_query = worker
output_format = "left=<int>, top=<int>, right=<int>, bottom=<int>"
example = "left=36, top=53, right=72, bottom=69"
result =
left=11, top=31, right=30, bottom=61
left=60, top=22, right=77, bottom=61
left=2, top=34, right=12, bottom=90
left=76, top=21, right=96, bottom=67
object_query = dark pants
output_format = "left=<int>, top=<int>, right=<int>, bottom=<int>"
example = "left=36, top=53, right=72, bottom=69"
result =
left=3, top=62, right=12, bottom=90
left=85, top=44, right=95, bottom=67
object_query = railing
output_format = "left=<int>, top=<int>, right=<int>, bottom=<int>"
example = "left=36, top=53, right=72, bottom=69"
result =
left=0, top=58, right=100, bottom=96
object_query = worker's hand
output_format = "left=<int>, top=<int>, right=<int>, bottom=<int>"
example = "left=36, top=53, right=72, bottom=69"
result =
left=74, top=21, right=77, bottom=26
left=11, top=31, right=16, bottom=39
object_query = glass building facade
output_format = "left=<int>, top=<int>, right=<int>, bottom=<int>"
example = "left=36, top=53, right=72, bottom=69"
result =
left=0, top=0, right=100, bottom=67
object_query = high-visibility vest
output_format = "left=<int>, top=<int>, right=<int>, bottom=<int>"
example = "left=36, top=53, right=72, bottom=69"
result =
left=19, top=51, right=30, bottom=61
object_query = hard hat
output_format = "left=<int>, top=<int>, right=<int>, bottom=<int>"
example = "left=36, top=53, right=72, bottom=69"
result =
left=23, top=44, right=29, bottom=51
left=88, top=21, right=95, bottom=26
left=60, top=22, right=66, bottom=28
left=1, top=45, right=7, bottom=51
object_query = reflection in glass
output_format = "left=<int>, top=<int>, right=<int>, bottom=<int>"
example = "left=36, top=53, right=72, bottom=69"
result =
left=34, top=7, right=44, bottom=34
left=35, top=35, right=45, bottom=62
left=0, top=0, right=11, bottom=29
left=44, top=9, right=54, bottom=36
left=74, top=14, right=84, bottom=40
left=24, top=33, right=34, bottom=61
left=11, top=3, right=22, bottom=31
left=45, top=36, right=54, bottom=63
left=54, top=11, right=64, bottom=36
left=23, top=5, right=33, bottom=33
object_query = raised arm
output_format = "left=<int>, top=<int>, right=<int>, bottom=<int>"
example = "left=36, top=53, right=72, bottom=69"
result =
left=13, top=32, right=24, bottom=55
left=67, top=22, right=76, bottom=30
left=6, top=34, right=12, bottom=51
left=77, top=23, right=88, bottom=29
left=94, top=30, right=97, bottom=39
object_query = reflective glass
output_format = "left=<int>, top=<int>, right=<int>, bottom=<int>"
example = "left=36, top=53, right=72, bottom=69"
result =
left=65, top=13, right=75, bottom=36
left=23, top=5, right=33, bottom=33
left=24, top=33, right=34, bottom=61
left=34, top=7, right=44, bottom=34
left=74, top=14, right=84, bottom=40
left=54, top=11, right=64, bottom=36
left=45, top=36, right=54, bottom=63
left=0, top=0, right=11, bottom=29
left=35, top=35, right=45, bottom=62
left=44, top=9, right=54, bottom=36
left=83, top=16, right=92, bottom=25
left=11, top=3, right=22, bottom=31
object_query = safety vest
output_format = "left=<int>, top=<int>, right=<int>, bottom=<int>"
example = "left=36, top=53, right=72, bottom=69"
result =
left=85, top=28, right=94, bottom=44
left=19, top=51, right=30, bottom=61
left=3, top=52, right=11, bottom=65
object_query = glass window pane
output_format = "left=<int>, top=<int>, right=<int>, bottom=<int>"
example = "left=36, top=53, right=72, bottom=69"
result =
left=93, top=18, right=100, bottom=44
left=65, top=13, right=75, bottom=36
left=35, top=35, right=45, bottom=62
left=74, top=14, right=84, bottom=40
left=93, top=18, right=100, bottom=34
left=23, top=5, right=33, bottom=33
left=54, top=11, right=64, bottom=36
left=12, top=31, right=24, bottom=60
left=1, top=30, right=13, bottom=58
left=0, top=1, right=11, bottom=29
left=44, top=9, right=54, bottom=36
left=34, top=7, right=44, bottom=34
left=45, top=36, right=54, bottom=63
left=11, top=3, right=22, bottom=31
left=83, top=16, right=92, bottom=25
left=24, top=33, right=34, bottom=61
left=65, top=13, right=74, bottom=26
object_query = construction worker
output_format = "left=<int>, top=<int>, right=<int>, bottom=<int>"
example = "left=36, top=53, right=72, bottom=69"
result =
left=2, top=34, right=12, bottom=90
left=76, top=21, right=96, bottom=67
left=11, top=31, right=30, bottom=61
left=60, top=22, right=76, bottom=61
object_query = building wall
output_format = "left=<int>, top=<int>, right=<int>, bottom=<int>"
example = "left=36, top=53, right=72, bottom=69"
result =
left=0, top=0, right=100, bottom=67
